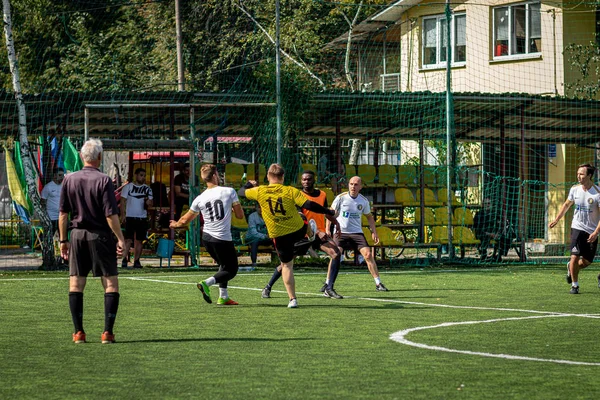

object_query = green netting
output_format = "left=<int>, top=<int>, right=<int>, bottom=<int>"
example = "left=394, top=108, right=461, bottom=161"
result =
left=0, top=0, right=600, bottom=268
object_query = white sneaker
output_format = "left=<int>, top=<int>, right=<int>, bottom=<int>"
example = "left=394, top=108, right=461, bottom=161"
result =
left=307, top=219, right=317, bottom=242
left=288, top=298, right=298, bottom=308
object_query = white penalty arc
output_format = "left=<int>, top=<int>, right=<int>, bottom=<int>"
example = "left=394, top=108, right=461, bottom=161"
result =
left=390, top=314, right=600, bottom=366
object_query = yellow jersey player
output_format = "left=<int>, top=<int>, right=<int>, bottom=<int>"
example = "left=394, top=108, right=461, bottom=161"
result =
left=239, top=164, right=338, bottom=308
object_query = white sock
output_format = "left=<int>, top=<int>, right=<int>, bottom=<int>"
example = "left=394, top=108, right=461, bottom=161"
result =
left=325, top=279, right=330, bottom=285
left=375, top=277, right=381, bottom=285
left=573, top=282, right=579, bottom=287
left=205, top=277, right=216, bottom=286
left=219, top=288, right=228, bottom=299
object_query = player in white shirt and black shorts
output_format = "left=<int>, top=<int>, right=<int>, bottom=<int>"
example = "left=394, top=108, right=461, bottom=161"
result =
left=120, top=168, right=153, bottom=269
left=549, top=164, right=600, bottom=294
left=328, top=176, right=389, bottom=292
left=170, top=164, right=245, bottom=305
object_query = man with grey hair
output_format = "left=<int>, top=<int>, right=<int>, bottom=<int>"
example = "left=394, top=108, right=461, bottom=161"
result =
left=59, top=138, right=125, bottom=344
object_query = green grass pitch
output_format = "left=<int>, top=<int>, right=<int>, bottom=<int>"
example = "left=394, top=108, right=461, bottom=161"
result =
left=2, top=265, right=600, bottom=399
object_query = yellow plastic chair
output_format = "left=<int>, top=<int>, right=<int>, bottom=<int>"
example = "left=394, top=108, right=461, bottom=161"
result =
left=377, top=226, right=403, bottom=247
left=345, top=164, right=357, bottom=182
left=321, top=187, right=335, bottom=205
left=421, top=165, right=437, bottom=186
left=301, top=163, right=317, bottom=173
left=433, top=206, right=454, bottom=225
left=418, top=188, right=443, bottom=206
left=431, top=226, right=449, bottom=244
left=415, top=208, right=436, bottom=225
left=357, top=164, right=377, bottom=187
left=394, top=188, right=419, bottom=206
left=453, top=226, right=480, bottom=245
left=438, top=188, right=462, bottom=206
left=378, top=164, right=397, bottom=187
left=247, top=164, right=266, bottom=183
left=397, top=165, right=418, bottom=186
left=454, top=208, right=474, bottom=226
left=225, top=163, right=245, bottom=187
left=231, top=214, right=248, bottom=230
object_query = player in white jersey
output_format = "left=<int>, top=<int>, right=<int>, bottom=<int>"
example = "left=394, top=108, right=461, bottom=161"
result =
left=120, top=168, right=153, bottom=269
left=328, top=176, right=389, bottom=291
left=170, top=164, right=245, bottom=305
left=549, top=164, right=600, bottom=294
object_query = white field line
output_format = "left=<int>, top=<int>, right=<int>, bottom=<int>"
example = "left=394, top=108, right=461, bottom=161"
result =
left=126, top=276, right=600, bottom=317
left=5, top=273, right=600, bottom=365
left=389, top=315, right=600, bottom=366
left=0, top=268, right=523, bottom=282
left=126, top=276, right=600, bottom=366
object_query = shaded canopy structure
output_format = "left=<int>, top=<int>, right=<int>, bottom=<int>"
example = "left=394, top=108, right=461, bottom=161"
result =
left=0, top=90, right=598, bottom=264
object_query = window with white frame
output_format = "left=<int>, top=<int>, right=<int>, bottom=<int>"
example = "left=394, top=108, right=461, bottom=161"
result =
left=493, top=1, right=541, bottom=58
left=422, top=13, right=466, bottom=68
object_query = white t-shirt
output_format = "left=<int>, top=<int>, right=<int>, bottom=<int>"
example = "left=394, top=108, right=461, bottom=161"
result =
left=121, top=183, right=153, bottom=218
left=568, top=184, right=600, bottom=234
left=331, top=192, right=371, bottom=234
left=40, top=181, right=61, bottom=220
left=190, top=186, right=240, bottom=241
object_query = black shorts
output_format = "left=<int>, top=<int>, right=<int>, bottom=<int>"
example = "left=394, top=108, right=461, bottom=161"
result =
left=69, top=228, right=118, bottom=277
left=202, top=233, right=239, bottom=271
left=125, top=217, right=148, bottom=241
left=570, top=228, right=598, bottom=263
left=274, top=224, right=307, bottom=263
left=336, top=233, right=370, bottom=252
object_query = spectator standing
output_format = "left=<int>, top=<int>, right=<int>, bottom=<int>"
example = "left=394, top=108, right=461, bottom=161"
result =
left=174, top=163, right=191, bottom=221
left=40, top=167, right=65, bottom=236
left=59, top=138, right=125, bottom=344
left=170, top=164, right=244, bottom=305
left=120, top=168, right=153, bottom=269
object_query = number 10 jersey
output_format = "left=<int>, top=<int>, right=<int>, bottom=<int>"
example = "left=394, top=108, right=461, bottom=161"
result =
left=190, top=186, right=240, bottom=241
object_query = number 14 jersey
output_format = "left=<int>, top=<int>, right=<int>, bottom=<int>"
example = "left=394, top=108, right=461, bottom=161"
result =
left=245, top=184, right=307, bottom=238
left=190, top=186, right=240, bottom=241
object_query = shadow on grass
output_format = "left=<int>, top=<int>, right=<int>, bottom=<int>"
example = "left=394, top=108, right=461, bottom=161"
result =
left=121, top=337, right=317, bottom=344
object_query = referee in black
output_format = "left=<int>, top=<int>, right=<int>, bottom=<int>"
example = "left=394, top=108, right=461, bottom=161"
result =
left=59, top=138, right=125, bottom=344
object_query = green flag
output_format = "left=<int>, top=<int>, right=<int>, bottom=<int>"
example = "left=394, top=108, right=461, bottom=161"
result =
left=63, top=138, right=83, bottom=172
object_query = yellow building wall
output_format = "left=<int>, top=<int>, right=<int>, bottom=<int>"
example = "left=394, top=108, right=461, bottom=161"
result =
left=562, top=3, right=598, bottom=98
left=396, top=0, right=564, bottom=95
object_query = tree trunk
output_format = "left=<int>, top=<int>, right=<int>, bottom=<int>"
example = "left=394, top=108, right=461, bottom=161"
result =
left=342, top=1, right=363, bottom=91
left=2, top=0, right=56, bottom=269
left=349, top=139, right=361, bottom=165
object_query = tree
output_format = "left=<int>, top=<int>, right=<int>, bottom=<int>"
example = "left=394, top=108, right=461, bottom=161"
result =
left=2, top=0, right=55, bottom=268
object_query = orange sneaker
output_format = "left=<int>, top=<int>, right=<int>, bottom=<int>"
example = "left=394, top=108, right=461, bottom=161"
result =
left=72, top=331, right=86, bottom=344
left=217, top=297, right=239, bottom=305
left=101, top=331, right=115, bottom=344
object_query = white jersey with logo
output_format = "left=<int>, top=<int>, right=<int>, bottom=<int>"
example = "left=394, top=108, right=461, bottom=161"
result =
left=568, top=184, right=600, bottom=234
left=331, top=192, right=371, bottom=234
left=121, top=183, right=153, bottom=218
left=190, top=186, right=240, bottom=241
left=40, top=181, right=62, bottom=220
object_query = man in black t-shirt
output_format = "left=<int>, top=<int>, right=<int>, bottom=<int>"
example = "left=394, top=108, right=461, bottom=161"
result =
left=59, top=138, right=125, bottom=344
left=174, top=164, right=191, bottom=221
